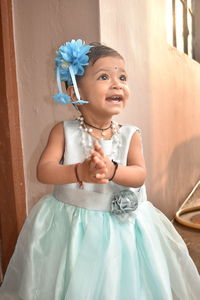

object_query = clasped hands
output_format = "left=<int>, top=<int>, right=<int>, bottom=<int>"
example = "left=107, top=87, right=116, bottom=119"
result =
left=78, top=141, right=115, bottom=184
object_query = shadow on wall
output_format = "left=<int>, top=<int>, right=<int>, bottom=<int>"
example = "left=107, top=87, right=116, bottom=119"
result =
left=26, top=122, right=54, bottom=209
left=150, top=135, right=200, bottom=220
left=26, top=103, right=79, bottom=211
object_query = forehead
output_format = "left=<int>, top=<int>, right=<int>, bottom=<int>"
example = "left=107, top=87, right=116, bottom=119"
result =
left=86, top=56, right=126, bottom=74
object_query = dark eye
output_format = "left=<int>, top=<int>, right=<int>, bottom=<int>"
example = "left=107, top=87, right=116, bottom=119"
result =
left=98, top=74, right=109, bottom=80
left=120, top=75, right=127, bottom=81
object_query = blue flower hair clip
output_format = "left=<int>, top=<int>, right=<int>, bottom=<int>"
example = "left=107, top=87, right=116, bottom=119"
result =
left=53, top=39, right=92, bottom=105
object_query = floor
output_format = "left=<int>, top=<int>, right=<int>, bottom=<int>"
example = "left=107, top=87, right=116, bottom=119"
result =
left=173, top=181, right=200, bottom=273
left=173, top=220, right=200, bottom=273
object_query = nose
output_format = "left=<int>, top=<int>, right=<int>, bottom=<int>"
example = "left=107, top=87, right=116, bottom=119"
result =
left=111, top=78, right=122, bottom=89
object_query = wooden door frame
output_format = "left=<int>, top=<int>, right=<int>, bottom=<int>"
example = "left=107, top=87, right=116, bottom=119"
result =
left=0, top=0, right=26, bottom=275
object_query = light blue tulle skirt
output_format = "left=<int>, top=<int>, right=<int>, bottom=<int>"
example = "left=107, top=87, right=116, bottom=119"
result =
left=0, top=195, right=200, bottom=300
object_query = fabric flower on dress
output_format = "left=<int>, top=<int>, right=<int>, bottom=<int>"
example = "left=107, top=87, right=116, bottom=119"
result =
left=53, top=39, right=92, bottom=105
left=111, top=190, right=139, bottom=222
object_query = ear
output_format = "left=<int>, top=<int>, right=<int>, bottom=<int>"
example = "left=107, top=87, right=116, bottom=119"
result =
left=67, top=85, right=76, bottom=100
left=67, top=85, right=81, bottom=106
left=67, top=85, right=82, bottom=109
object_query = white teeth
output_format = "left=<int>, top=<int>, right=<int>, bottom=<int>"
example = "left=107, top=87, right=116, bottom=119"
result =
left=110, top=96, right=121, bottom=101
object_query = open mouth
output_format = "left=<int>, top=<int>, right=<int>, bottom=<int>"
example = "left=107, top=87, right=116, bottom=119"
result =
left=106, top=95, right=122, bottom=102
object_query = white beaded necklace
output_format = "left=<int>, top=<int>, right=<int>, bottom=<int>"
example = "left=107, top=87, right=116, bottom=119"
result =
left=77, top=116, right=122, bottom=162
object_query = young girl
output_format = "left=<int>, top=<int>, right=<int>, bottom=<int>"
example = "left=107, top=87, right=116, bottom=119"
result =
left=0, top=39, right=200, bottom=300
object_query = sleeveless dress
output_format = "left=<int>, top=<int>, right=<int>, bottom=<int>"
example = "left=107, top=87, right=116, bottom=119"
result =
left=0, top=120, right=200, bottom=300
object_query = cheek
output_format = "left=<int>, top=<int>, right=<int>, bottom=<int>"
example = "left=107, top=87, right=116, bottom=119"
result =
left=78, top=86, right=88, bottom=99
left=125, top=86, right=130, bottom=98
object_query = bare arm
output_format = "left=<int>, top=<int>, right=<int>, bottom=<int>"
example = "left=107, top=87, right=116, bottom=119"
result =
left=113, top=131, right=146, bottom=187
left=90, top=131, right=146, bottom=187
left=37, top=123, right=108, bottom=185
left=37, top=122, right=76, bottom=184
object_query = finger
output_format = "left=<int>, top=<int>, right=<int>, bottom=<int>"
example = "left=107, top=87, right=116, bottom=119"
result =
left=91, top=154, right=104, bottom=165
left=93, top=142, right=105, bottom=158
left=89, top=156, right=100, bottom=169
left=96, top=146, right=105, bottom=158
left=98, top=178, right=109, bottom=184
left=90, top=149, right=103, bottom=160
left=95, top=173, right=106, bottom=179
left=94, top=178, right=108, bottom=184
left=93, top=140, right=101, bottom=149
left=93, top=156, right=106, bottom=169
left=92, top=167, right=107, bottom=176
left=89, top=160, right=96, bottom=170
left=89, top=158, right=107, bottom=174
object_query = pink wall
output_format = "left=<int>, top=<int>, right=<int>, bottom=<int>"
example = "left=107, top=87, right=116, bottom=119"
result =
left=100, top=0, right=200, bottom=218
left=12, top=0, right=100, bottom=211
left=13, top=0, right=200, bottom=218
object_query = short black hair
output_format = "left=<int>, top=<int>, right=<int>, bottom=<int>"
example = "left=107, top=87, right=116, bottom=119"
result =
left=87, top=42, right=123, bottom=65
left=65, top=42, right=123, bottom=90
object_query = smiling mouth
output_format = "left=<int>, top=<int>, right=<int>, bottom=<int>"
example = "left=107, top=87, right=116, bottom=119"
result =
left=106, top=95, right=122, bottom=102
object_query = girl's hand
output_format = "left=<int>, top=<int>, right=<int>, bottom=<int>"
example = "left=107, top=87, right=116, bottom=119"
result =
left=90, top=141, right=115, bottom=180
left=78, top=156, right=108, bottom=184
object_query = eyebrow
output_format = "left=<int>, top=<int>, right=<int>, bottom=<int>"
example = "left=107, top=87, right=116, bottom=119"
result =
left=93, top=68, right=127, bottom=75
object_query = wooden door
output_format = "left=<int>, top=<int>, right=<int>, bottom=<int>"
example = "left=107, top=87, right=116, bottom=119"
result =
left=0, top=0, right=26, bottom=276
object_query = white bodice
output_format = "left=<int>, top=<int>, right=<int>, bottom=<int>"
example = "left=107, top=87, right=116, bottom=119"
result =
left=53, top=119, right=146, bottom=210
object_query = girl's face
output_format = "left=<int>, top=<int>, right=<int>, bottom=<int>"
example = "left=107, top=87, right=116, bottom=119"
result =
left=77, top=56, right=130, bottom=120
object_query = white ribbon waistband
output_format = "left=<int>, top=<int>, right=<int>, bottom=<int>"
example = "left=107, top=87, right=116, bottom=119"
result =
left=53, top=185, right=146, bottom=212
left=53, top=186, right=112, bottom=211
